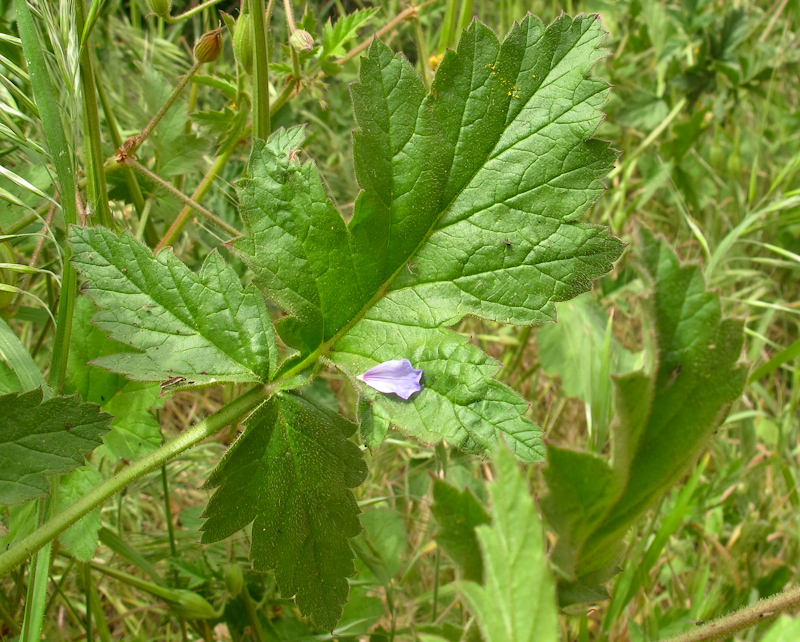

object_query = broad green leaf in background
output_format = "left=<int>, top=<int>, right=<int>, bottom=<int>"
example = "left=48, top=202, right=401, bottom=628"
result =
left=542, top=227, right=747, bottom=591
left=65, top=295, right=131, bottom=405
left=57, top=464, right=103, bottom=561
left=431, top=477, right=490, bottom=583
left=68, top=227, right=277, bottom=385
left=235, top=15, right=623, bottom=461
left=100, top=381, right=163, bottom=461
left=460, top=447, right=560, bottom=642
left=538, top=293, right=640, bottom=445
left=201, top=392, right=368, bottom=631
left=65, top=296, right=164, bottom=460
left=761, top=615, right=800, bottom=642
left=0, top=388, right=111, bottom=504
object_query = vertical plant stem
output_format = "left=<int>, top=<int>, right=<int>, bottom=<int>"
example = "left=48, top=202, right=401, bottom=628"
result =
left=0, top=385, right=272, bottom=578
left=242, top=587, right=266, bottom=642
left=251, top=0, right=273, bottom=139
left=438, top=0, right=459, bottom=54
left=76, top=0, right=113, bottom=228
left=94, top=65, right=159, bottom=246
left=161, top=465, right=178, bottom=560
left=19, top=490, right=55, bottom=642
left=14, top=0, right=79, bottom=394
left=455, top=0, right=475, bottom=35
left=85, top=564, right=113, bottom=642
left=412, top=15, right=431, bottom=90
left=83, top=563, right=93, bottom=642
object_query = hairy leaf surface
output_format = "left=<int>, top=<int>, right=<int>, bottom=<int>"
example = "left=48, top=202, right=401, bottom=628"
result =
left=201, top=392, right=368, bottom=631
left=235, top=15, right=622, bottom=460
left=460, top=447, right=559, bottom=641
left=69, top=227, right=276, bottom=385
left=542, top=228, right=747, bottom=586
left=0, top=388, right=111, bottom=504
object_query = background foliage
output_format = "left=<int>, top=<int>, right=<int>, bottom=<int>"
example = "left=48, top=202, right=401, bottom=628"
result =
left=1, top=0, right=799, bottom=640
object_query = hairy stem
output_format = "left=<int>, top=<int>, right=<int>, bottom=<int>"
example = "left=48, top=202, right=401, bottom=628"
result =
left=251, top=0, right=273, bottom=139
left=128, top=61, right=202, bottom=157
left=0, top=385, right=271, bottom=579
left=661, top=586, right=800, bottom=642
left=76, top=0, right=113, bottom=228
left=164, top=0, right=226, bottom=23
left=125, top=158, right=240, bottom=238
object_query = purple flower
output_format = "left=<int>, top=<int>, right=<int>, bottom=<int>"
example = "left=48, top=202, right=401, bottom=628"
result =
left=357, top=358, right=423, bottom=400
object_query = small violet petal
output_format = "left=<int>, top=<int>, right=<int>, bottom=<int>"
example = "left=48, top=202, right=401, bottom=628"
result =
left=357, top=358, right=423, bottom=400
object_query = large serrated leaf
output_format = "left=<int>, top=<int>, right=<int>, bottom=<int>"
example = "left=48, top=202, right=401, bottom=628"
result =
left=200, top=392, right=368, bottom=631
left=68, top=227, right=277, bottom=385
left=0, top=388, right=112, bottom=504
left=542, top=227, right=747, bottom=588
left=235, top=15, right=623, bottom=461
left=460, top=447, right=560, bottom=641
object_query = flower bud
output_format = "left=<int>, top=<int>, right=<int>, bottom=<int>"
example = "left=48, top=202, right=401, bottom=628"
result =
left=146, top=0, right=171, bottom=18
left=194, top=28, right=223, bottom=65
left=224, top=563, right=244, bottom=597
left=289, top=29, right=314, bottom=52
left=233, top=13, right=254, bottom=74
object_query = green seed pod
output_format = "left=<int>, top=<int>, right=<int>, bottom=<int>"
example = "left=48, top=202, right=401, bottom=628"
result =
left=194, top=29, right=224, bottom=65
left=233, top=13, right=254, bottom=75
left=224, top=563, right=244, bottom=597
left=289, top=29, right=314, bottom=52
left=146, top=0, right=171, bottom=18
left=168, top=590, right=219, bottom=620
left=0, top=243, right=18, bottom=311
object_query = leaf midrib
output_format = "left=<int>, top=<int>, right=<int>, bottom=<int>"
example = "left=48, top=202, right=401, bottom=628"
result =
left=277, top=23, right=592, bottom=384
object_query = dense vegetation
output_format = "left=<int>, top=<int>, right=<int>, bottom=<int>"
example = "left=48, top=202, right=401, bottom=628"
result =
left=1, top=0, right=799, bottom=640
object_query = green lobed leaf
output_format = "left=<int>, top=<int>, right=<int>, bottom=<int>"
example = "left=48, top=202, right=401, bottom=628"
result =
left=431, top=477, right=490, bottom=583
left=542, top=227, right=747, bottom=585
left=68, top=227, right=277, bottom=385
left=201, top=392, right=368, bottom=631
left=0, top=388, right=111, bottom=504
left=58, top=464, right=103, bottom=561
left=320, top=8, right=379, bottom=60
left=459, top=447, right=560, bottom=642
left=235, top=15, right=622, bottom=461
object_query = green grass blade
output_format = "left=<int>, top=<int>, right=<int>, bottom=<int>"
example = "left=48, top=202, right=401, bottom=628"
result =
left=749, top=337, right=800, bottom=384
left=13, top=0, right=79, bottom=393
left=0, top=316, right=48, bottom=395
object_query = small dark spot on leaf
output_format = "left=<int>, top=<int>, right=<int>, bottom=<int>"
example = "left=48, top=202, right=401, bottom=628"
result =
left=64, top=423, right=72, bottom=431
